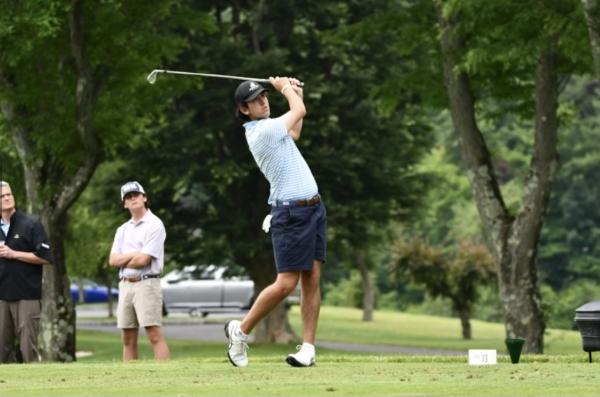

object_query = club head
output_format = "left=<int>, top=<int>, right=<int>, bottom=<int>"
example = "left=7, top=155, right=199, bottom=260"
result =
left=147, top=69, right=161, bottom=84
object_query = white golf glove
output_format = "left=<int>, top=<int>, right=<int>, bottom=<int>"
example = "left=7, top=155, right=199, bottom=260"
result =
left=262, top=214, right=273, bottom=233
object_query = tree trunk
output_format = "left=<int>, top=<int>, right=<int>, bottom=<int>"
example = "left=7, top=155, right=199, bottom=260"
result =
left=40, top=0, right=101, bottom=361
left=496, top=52, right=558, bottom=353
left=247, top=253, right=298, bottom=343
left=458, top=307, right=471, bottom=340
left=39, top=214, right=77, bottom=362
left=583, top=0, right=600, bottom=76
left=355, top=252, right=374, bottom=322
left=439, top=10, right=558, bottom=353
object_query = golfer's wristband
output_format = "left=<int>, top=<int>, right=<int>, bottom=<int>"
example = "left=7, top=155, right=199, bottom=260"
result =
left=281, top=84, right=293, bottom=95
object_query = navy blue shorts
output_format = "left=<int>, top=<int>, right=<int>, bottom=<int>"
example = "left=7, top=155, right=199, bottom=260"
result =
left=270, top=200, right=327, bottom=273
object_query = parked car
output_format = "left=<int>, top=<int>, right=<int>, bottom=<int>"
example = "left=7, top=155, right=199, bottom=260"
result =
left=161, top=264, right=253, bottom=317
left=161, top=264, right=300, bottom=317
left=70, top=278, right=119, bottom=304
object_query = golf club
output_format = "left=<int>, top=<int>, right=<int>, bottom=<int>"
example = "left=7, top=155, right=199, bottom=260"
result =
left=147, top=69, right=303, bottom=86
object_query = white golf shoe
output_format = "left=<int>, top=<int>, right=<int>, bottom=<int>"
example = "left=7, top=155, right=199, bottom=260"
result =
left=224, top=320, right=249, bottom=367
left=286, top=343, right=316, bottom=367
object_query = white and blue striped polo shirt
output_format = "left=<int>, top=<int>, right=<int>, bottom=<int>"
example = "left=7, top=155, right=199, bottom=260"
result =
left=244, top=117, right=318, bottom=204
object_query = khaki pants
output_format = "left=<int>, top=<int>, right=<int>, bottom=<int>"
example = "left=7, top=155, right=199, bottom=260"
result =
left=0, top=300, right=41, bottom=363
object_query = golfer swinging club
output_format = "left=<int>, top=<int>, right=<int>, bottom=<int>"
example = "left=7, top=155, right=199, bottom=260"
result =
left=225, top=76, right=327, bottom=367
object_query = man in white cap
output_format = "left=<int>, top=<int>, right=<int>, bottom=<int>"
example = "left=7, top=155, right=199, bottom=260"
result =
left=109, top=181, right=170, bottom=361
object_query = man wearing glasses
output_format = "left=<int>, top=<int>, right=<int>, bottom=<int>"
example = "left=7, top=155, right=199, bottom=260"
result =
left=0, top=181, right=52, bottom=363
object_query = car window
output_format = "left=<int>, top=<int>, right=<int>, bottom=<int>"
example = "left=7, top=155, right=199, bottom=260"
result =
left=170, top=264, right=250, bottom=281
left=222, top=265, right=250, bottom=280
left=189, top=265, right=216, bottom=280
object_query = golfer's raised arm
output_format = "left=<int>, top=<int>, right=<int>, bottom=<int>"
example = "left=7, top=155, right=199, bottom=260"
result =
left=288, top=79, right=304, bottom=139
left=270, top=76, right=306, bottom=139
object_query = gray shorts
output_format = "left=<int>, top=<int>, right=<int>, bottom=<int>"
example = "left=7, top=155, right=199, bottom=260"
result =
left=117, top=278, right=163, bottom=328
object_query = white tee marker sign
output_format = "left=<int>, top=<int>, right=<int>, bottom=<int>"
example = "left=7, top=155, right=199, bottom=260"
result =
left=468, top=349, right=497, bottom=365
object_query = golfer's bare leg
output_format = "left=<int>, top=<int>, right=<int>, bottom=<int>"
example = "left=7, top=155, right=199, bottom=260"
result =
left=300, top=260, right=322, bottom=344
left=145, top=326, right=170, bottom=360
left=121, top=328, right=139, bottom=361
left=240, top=272, right=300, bottom=334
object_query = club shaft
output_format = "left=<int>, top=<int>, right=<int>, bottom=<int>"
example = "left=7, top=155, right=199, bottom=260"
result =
left=149, top=69, right=304, bottom=86
left=161, top=70, right=271, bottom=84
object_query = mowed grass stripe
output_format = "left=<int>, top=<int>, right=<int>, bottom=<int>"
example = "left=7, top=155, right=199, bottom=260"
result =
left=1, top=358, right=599, bottom=396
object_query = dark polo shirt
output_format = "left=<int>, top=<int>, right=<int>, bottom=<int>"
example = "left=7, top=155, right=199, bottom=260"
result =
left=0, top=209, right=52, bottom=301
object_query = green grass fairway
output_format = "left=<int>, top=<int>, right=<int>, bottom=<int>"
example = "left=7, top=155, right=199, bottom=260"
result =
left=1, top=355, right=599, bottom=396
left=0, top=306, right=591, bottom=396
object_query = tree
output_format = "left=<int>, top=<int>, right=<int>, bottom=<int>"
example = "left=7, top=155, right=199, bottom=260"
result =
left=338, top=0, right=591, bottom=352
left=391, top=238, right=496, bottom=339
left=435, top=0, right=591, bottom=353
left=0, top=0, right=196, bottom=360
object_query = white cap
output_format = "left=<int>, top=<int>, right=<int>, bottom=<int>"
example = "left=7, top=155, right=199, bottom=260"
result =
left=120, top=181, right=146, bottom=201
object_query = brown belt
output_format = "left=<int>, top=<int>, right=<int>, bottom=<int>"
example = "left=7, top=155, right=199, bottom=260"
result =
left=273, top=195, right=321, bottom=207
left=121, top=274, right=160, bottom=283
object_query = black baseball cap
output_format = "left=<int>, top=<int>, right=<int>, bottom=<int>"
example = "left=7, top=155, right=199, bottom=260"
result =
left=234, top=81, right=269, bottom=120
